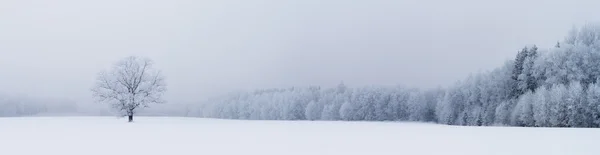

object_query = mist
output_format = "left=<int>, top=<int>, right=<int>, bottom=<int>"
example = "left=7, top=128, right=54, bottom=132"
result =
left=2, top=0, right=600, bottom=106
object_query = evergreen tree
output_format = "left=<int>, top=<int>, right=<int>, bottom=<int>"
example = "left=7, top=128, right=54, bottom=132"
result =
left=512, top=47, right=529, bottom=98
left=526, top=45, right=539, bottom=92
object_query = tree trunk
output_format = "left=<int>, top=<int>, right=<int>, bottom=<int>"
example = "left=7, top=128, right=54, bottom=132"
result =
left=128, top=115, right=133, bottom=122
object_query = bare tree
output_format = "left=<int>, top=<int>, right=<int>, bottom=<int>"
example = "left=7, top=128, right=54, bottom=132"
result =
left=92, top=56, right=167, bottom=122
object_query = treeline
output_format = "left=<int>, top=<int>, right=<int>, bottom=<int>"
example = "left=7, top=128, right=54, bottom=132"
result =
left=196, top=84, right=442, bottom=122
left=198, top=24, right=600, bottom=128
left=0, top=93, right=189, bottom=117
left=0, top=94, right=78, bottom=116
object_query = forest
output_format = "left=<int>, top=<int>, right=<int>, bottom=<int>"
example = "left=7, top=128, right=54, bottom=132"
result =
left=3, top=24, right=600, bottom=127
left=196, top=24, right=600, bottom=127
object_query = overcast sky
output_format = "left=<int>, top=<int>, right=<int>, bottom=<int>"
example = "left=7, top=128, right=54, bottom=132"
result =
left=1, top=0, right=600, bottom=104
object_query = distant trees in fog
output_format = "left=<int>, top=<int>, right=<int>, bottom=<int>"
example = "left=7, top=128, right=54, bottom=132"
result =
left=0, top=93, right=188, bottom=117
left=197, top=83, right=442, bottom=123
left=0, top=94, right=77, bottom=117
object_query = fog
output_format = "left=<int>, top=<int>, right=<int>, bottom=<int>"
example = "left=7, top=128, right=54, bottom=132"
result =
left=1, top=0, right=600, bottom=105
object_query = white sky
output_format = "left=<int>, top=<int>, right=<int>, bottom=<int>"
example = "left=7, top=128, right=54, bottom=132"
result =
left=2, top=0, right=600, bottom=104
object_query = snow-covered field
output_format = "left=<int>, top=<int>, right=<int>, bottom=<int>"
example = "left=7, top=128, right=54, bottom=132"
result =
left=0, top=117, right=597, bottom=155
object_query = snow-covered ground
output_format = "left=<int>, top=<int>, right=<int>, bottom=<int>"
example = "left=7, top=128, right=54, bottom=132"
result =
left=0, top=117, right=597, bottom=155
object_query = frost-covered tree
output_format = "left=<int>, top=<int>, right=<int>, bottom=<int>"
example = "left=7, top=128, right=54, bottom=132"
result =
left=388, top=88, right=410, bottom=121
left=564, top=23, right=600, bottom=48
left=339, top=101, right=356, bottom=121
left=525, top=45, right=539, bottom=92
left=511, top=91, right=535, bottom=127
left=512, top=47, right=529, bottom=98
left=532, top=86, right=550, bottom=127
left=91, top=56, right=167, bottom=122
left=494, top=100, right=514, bottom=125
left=586, top=82, right=600, bottom=127
left=423, top=88, right=444, bottom=122
left=566, top=82, right=584, bottom=127
left=436, top=86, right=462, bottom=125
left=407, top=91, right=427, bottom=121
left=305, top=100, right=321, bottom=121
left=321, top=91, right=347, bottom=120
left=548, top=84, right=568, bottom=127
